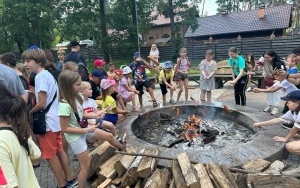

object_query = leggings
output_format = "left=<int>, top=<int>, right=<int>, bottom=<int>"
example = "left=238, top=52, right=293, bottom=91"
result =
left=234, top=75, right=248, bottom=106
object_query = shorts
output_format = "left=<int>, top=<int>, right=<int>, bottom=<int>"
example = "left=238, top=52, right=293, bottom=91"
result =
left=103, top=114, right=118, bottom=125
left=120, top=91, right=133, bottom=103
left=160, top=79, right=171, bottom=95
left=39, top=131, right=63, bottom=159
left=69, top=133, right=95, bottom=155
left=112, top=91, right=118, bottom=100
left=96, top=118, right=104, bottom=129
left=135, top=80, right=152, bottom=96
left=175, top=73, right=188, bottom=81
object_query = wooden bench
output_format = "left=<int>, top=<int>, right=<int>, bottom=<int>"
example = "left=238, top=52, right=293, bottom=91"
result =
left=148, top=74, right=264, bottom=89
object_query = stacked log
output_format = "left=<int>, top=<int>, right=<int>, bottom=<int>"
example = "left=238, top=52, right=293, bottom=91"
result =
left=88, top=142, right=300, bottom=187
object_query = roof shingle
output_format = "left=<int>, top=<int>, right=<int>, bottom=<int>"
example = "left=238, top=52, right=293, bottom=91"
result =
left=185, top=5, right=292, bottom=38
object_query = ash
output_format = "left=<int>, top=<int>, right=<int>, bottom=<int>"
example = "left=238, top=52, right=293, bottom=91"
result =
left=134, top=113, right=253, bottom=150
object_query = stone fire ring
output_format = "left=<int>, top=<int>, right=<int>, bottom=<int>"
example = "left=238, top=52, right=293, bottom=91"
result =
left=118, top=101, right=289, bottom=167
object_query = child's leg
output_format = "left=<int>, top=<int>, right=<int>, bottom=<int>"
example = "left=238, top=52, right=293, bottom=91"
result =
left=57, top=150, right=74, bottom=182
left=116, top=94, right=126, bottom=110
left=183, top=78, right=189, bottom=101
left=138, top=95, right=143, bottom=108
left=147, top=87, right=156, bottom=101
left=130, top=92, right=138, bottom=110
left=286, top=140, right=300, bottom=155
left=177, top=80, right=183, bottom=102
left=200, top=90, right=206, bottom=101
left=75, top=150, right=90, bottom=188
left=162, top=94, right=166, bottom=104
left=207, top=91, right=212, bottom=102
left=61, top=133, right=69, bottom=154
left=101, top=120, right=117, bottom=137
left=117, top=114, right=127, bottom=124
left=92, top=129, right=125, bottom=150
left=170, top=86, right=174, bottom=101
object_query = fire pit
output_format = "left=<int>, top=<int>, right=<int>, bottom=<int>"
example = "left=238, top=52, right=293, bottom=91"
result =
left=118, top=102, right=288, bottom=167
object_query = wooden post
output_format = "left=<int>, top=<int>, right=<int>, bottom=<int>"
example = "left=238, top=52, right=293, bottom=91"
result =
left=177, top=153, right=200, bottom=188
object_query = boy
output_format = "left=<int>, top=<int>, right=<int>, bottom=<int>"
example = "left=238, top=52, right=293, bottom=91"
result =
left=159, top=61, right=176, bottom=105
left=129, top=51, right=157, bottom=108
left=56, top=49, right=66, bottom=70
left=90, top=69, right=105, bottom=101
left=94, top=59, right=108, bottom=77
left=22, top=48, right=77, bottom=188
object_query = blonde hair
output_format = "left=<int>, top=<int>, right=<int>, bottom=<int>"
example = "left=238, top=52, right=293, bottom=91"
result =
left=58, top=70, right=83, bottom=112
left=63, top=61, right=78, bottom=72
left=81, top=81, right=90, bottom=90
left=21, top=49, right=47, bottom=67
left=286, top=54, right=295, bottom=60
left=57, top=49, right=66, bottom=55
left=16, top=63, right=30, bottom=78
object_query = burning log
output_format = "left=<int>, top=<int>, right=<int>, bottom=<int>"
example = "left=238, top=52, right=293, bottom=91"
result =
left=137, top=148, right=159, bottom=178
left=177, top=153, right=200, bottom=188
left=114, top=147, right=137, bottom=177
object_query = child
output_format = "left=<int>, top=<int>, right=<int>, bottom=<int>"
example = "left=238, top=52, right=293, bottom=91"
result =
left=81, top=81, right=118, bottom=137
left=101, top=79, right=130, bottom=125
left=253, top=90, right=300, bottom=176
left=90, top=69, right=105, bottom=100
left=129, top=51, right=157, bottom=107
left=158, top=61, right=176, bottom=105
left=245, top=54, right=256, bottom=92
left=63, top=61, right=79, bottom=72
left=22, top=48, right=78, bottom=188
left=107, top=63, right=117, bottom=80
left=149, top=44, right=160, bottom=79
left=199, top=49, right=217, bottom=102
left=94, top=59, right=108, bottom=77
left=175, top=47, right=190, bottom=102
left=286, top=54, right=298, bottom=75
left=118, top=66, right=140, bottom=111
left=56, top=50, right=66, bottom=71
left=253, top=71, right=298, bottom=115
left=58, top=71, right=126, bottom=188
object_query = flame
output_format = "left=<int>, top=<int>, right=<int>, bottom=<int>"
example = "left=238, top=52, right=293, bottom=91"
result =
left=182, top=114, right=201, bottom=141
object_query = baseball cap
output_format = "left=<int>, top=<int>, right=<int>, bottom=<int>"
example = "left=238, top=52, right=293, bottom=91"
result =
left=100, top=79, right=115, bottom=90
left=91, top=70, right=105, bottom=80
left=292, top=47, right=300, bottom=55
left=122, top=66, right=132, bottom=74
left=114, top=69, right=123, bottom=75
left=70, top=40, right=80, bottom=47
left=133, top=52, right=140, bottom=58
left=164, top=61, right=173, bottom=69
left=27, top=45, right=39, bottom=50
left=94, top=59, right=106, bottom=67
left=280, top=90, right=300, bottom=101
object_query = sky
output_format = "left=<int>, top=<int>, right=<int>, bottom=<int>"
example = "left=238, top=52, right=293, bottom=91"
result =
left=199, top=1, right=218, bottom=16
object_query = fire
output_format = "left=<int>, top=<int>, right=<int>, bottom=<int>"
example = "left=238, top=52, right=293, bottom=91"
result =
left=182, top=114, right=201, bottom=142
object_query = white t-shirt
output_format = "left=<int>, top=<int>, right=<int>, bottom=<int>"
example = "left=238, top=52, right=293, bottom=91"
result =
left=273, top=79, right=298, bottom=96
left=149, top=50, right=159, bottom=66
left=35, top=70, right=60, bottom=132
left=279, top=111, right=300, bottom=129
left=83, top=98, right=98, bottom=113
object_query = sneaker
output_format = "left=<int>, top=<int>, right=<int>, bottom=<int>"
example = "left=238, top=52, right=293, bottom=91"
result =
left=169, top=99, right=176, bottom=104
left=246, top=87, right=252, bottom=92
left=263, top=105, right=272, bottom=112
left=65, top=178, right=78, bottom=187
left=281, top=122, right=294, bottom=129
left=271, top=107, right=279, bottom=115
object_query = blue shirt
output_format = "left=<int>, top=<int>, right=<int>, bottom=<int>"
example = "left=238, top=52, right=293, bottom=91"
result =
left=228, top=55, right=245, bottom=76
left=129, top=61, right=149, bottom=85
left=64, top=51, right=87, bottom=67
left=287, top=67, right=298, bottom=74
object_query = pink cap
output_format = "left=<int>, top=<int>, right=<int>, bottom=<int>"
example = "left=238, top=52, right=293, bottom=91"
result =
left=94, top=59, right=106, bottom=67
left=100, top=79, right=115, bottom=90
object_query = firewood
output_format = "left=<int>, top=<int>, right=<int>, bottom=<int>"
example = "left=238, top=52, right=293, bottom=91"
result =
left=111, top=177, right=122, bottom=186
left=242, top=159, right=271, bottom=172
left=114, top=147, right=137, bottom=177
left=97, top=154, right=122, bottom=184
left=88, top=141, right=116, bottom=179
left=121, top=172, right=140, bottom=187
left=169, top=178, right=175, bottom=188
left=97, top=178, right=111, bottom=188
left=235, top=173, right=247, bottom=188
left=220, top=165, right=239, bottom=188
left=206, top=164, right=221, bottom=188
left=177, top=153, right=200, bottom=188
left=194, top=163, right=214, bottom=188
left=247, top=174, right=300, bottom=188
left=171, top=159, right=187, bottom=188
left=134, top=180, right=142, bottom=188
left=144, top=168, right=170, bottom=188
left=137, top=148, right=159, bottom=178
left=206, top=163, right=232, bottom=188
left=90, top=179, right=99, bottom=188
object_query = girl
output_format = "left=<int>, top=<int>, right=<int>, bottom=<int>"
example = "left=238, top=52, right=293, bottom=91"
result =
left=252, top=90, right=300, bottom=176
left=118, top=66, right=140, bottom=111
left=175, top=47, right=190, bottom=102
left=159, top=61, right=176, bottom=105
left=58, top=71, right=126, bottom=188
left=199, top=49, right=217, bottom=102
left=101, top=79, right=130, bottom=125
left=107, top=63, right=117, bottom=80
left=0, top=84, right=41, bottom=188
left=63, top=61, right=79, bottom=72
left=228, top=47, right=248, bottom=106
left=149, top=44, right=160, bottom=78
left=254, top=50, right=284, bottom=114
left=245, top=54, right=256, bottom=92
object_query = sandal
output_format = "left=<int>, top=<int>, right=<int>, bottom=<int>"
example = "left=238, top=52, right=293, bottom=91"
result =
left=153, top=100, right=158, bottom=107
left=133, top=107, right=141, bottom=112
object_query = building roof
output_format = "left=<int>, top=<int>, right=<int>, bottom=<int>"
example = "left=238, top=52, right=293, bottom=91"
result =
left=185, top=4, right=292, bottom=38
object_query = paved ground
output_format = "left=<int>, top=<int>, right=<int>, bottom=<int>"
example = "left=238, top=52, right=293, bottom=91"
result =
left=34, top=80, right=299, bottom=187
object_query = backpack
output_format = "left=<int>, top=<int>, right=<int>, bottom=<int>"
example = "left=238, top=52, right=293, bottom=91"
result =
left=75, top=53, right=90, bottom=81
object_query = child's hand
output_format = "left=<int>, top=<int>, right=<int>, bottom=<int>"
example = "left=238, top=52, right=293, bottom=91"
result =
left=253, top=88, right=260, bottom=93
left=86, top=125, right=97, bottom=133
left=229, top=80, right=236, bottom=85
left=252, top=123, right=261, bottom=127
left=273, top=136, right=287, bottom=143
left=134, top=90, right=140, bottom=95
left=124, top=110, right=130, bottom=114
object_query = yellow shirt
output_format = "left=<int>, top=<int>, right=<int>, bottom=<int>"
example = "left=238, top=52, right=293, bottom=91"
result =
left=0, top=130, right=41, bottom=188
left=102, top=96, right=117, bottom=114
left=159, top=69, right=174, bottom=84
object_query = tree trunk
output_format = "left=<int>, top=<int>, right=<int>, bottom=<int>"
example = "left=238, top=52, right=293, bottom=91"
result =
left=129, top=0, right=138, bottom=51
left=99, top=0, right=110, bottom=63
left=201, top=0, right=206, bottom=17
left=168, top=0, right=176, bottom=60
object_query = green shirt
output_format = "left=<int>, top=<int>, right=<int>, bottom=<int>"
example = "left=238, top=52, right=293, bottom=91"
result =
left=58, top=99, right=83, bottom=143
left=228, top=55, right=245, bottom=76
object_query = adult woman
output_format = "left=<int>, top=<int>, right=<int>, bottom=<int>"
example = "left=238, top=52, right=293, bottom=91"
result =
left=254, top=50, right=283, bottom=115
left=228, top=47, right=248, bottom=106
left=0, top=84, right=41, bottom=187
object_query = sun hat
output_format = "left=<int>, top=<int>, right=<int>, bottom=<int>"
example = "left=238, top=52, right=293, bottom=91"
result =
left=163, top=61, right=173, bottom=69
left=91, top=70, right=106, bottom=80
left=100, top=79, right=115, bottom=90
left=280, top=90, right=300, bottom=101
left=122, top=66, right=132, bottom=74
left=94, top=59, right=106, bottom=67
